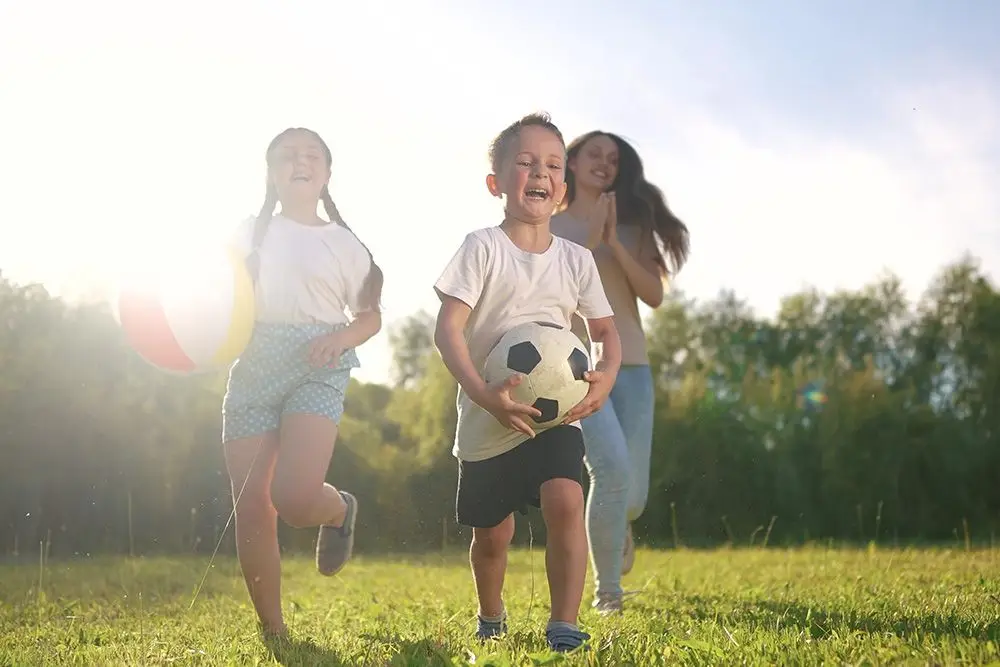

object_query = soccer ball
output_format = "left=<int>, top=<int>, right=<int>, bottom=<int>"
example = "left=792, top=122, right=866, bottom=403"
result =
left=483, top=321, right=591, bottom=431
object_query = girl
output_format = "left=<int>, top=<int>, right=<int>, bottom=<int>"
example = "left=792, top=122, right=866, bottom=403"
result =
left=551, top=131, right=689, bottom=614
left=222, top=127, right=383, bottom=636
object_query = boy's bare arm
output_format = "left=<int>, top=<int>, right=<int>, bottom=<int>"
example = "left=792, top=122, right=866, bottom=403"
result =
left=586, top=316, right=622, bottom=379
left=434, top=295, right=542, bottom=437
left=561, top=316, right=622, bottom=424
left=434, top=296, right=490, bottom=405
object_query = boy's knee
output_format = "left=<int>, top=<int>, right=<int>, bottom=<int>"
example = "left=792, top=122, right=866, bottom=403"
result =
left=472, top=516, right=515, bottom=555
left=540, top=478, right=584, bottom=527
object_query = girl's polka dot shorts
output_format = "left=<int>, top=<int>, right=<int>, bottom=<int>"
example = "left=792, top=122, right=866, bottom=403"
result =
left=221, top=321, right=360, bottom=442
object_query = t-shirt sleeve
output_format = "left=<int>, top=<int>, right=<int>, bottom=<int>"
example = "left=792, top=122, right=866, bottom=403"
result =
left=433, top=233, right=489, bottom=310
left=344, top=233, right=375, bottom=317
left=576, top=250, right=614, bottom=320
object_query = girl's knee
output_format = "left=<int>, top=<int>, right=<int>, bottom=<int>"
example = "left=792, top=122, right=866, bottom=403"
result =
left=270, top=482, right=320, bottom=528
left=472, top=516, right=514, bottom=555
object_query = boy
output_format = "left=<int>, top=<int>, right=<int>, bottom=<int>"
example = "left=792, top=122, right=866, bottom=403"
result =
left=433, top=112, right=623, bottom=653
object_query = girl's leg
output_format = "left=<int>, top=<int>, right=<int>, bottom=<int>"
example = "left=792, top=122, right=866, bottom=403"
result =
left=270, top=412, right=347, bottom=529
left=223, top=432, right=282, bottom=634
left=580, top=402, right=630, bottom=601
left=272, top=371, right=357, bottom=576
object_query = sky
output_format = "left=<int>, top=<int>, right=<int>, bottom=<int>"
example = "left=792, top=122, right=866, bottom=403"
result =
left=1, top=0, right=997, bottom=384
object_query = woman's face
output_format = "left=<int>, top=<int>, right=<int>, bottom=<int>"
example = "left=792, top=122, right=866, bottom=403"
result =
left=570, top=134, right=619, bottom=193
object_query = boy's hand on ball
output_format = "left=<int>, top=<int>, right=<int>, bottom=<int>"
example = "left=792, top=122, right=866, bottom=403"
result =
left=481, top=374, right=543, bottom=438
left=308, top=333, right=344, bottom=368
left=563, top=370, right=613, bottom=423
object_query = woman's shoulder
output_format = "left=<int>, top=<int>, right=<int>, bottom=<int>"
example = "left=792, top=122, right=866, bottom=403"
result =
left=553, top=212, right=596, bottom=248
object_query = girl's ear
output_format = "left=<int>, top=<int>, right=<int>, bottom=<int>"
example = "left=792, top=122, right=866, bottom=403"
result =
left=485, top=173, right=502, bottom=198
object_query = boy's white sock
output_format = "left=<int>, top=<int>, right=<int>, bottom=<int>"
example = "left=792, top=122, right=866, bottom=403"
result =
left=478, top=606, right=506, bottom=623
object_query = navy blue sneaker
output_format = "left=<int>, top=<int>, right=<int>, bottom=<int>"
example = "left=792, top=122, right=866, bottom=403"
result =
left=546, top=625, right=591, bottom=653
left=476, top=614, right=508, bottom=640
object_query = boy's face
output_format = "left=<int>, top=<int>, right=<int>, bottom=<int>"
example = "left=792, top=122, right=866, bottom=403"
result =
left=487, top=125, right=568, bottom=225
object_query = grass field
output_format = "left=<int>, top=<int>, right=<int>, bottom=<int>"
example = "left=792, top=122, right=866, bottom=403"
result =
left=1, top=546, right=999, bottom=665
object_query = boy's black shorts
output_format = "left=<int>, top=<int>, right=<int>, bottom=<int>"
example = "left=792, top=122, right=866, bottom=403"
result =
left=455, top=425, right=585, bottom=529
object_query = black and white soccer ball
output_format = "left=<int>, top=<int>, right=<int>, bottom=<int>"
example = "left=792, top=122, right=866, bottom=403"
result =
left=483, top=321, right=591, bottom=431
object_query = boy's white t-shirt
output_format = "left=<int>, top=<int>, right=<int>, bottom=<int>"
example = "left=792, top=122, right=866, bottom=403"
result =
left=434, top=225, right=615, bottom=462
left=232, top=214, right=373, bottom=325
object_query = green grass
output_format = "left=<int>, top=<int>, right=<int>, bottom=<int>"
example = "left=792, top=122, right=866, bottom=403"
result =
left=1, top=546, right=999, bottom=665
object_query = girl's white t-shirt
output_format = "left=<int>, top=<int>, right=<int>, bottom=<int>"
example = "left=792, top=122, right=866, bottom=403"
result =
left=232, top=214, right=373, bottom=326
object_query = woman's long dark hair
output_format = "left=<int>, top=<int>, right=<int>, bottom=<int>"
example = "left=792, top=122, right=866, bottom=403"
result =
left=564, top=131, right=689, bottom=276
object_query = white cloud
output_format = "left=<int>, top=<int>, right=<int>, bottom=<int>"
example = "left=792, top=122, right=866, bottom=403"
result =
left=629, top=77, right=1000, bottom=321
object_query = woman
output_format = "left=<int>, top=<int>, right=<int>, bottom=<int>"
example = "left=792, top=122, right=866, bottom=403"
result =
left=551, top=130, right=689, bottom=614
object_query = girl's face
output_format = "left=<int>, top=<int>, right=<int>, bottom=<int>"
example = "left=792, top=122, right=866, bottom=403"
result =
left=267, top=130, right=331, bottom=204
left=570, top=134, right=619, bottom=193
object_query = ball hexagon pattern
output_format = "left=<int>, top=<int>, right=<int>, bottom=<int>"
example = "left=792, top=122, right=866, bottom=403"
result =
left=483, top=321, right=592, bottom=432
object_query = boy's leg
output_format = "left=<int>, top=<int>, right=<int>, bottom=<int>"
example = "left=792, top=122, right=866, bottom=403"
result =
left=471, top=515, right=515, bottom=636
left=533, top=426, right=591, bottom=653
left=456, top=450, right=524, bottom=640
left=539, top=478, right=587, bottom=624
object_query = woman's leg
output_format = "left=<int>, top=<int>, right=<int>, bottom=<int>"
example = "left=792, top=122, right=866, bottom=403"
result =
left=580, top=401, right=630, bottom=604
left=609, top=366, right=655, bottom=522
left=607, top=366, right=656, bottom=574
left=223, top=432, right=282, bottom=634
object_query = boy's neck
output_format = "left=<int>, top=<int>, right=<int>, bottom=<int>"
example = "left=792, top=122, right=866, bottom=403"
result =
left=500, top=216, right=552, bottom=254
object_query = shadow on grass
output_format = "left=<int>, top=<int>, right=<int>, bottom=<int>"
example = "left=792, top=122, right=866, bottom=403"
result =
left=360, top=630, right=551, bottom=667
left=682, top=594, right=1000, bottom=641
left=263, top=634, right=351, bottom=667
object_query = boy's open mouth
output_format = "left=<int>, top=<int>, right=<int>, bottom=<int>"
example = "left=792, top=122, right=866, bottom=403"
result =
left=525, top=188, right=550, bottom=200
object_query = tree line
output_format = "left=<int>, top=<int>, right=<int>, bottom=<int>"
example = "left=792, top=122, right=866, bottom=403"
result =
left=0, top=255, right=997, bottom=559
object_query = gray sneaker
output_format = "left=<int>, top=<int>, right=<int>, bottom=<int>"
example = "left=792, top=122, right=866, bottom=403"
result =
left=316, top=491, right=358, bottom=576
left=622, top=523, right=635, bottom=575
left=593, top=591, right=624, bottom=615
